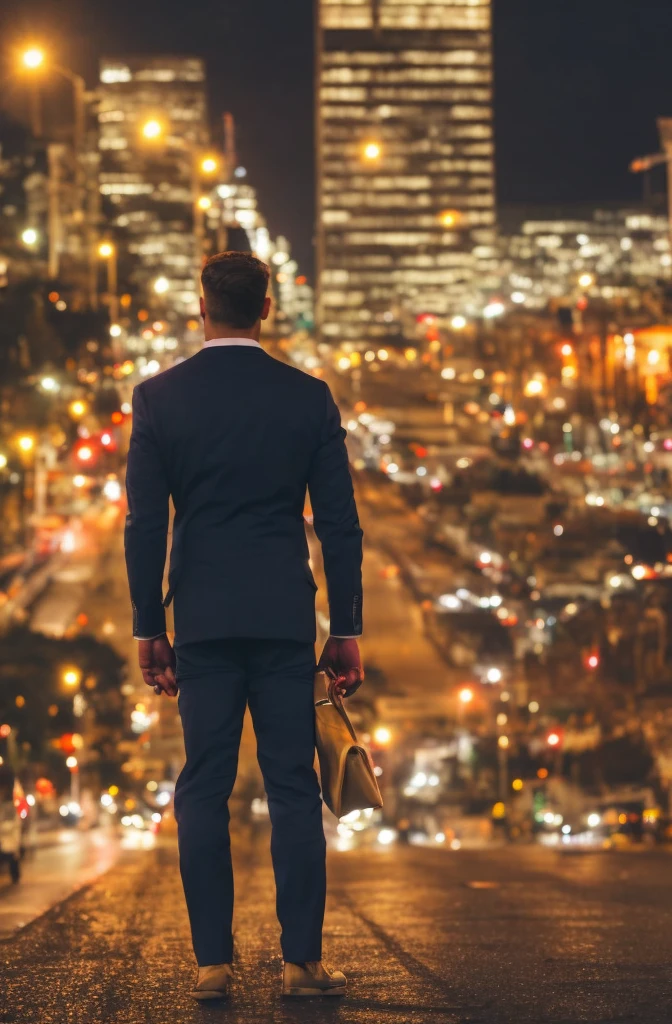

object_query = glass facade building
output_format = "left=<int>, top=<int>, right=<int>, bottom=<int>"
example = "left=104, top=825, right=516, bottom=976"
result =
left=98, top=56, right=209, bottom=318
left=316, top=0, right=496, bottom=346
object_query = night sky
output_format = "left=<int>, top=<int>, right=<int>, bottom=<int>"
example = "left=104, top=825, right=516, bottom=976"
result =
left=2, top=0, right=672, bottom=275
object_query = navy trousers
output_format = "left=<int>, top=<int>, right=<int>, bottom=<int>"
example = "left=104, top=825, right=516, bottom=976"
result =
left=173, top=638, right=326, bottom=966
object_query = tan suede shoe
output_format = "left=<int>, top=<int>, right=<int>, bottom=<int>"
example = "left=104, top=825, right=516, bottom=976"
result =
left=282, top=961, right=347, bottom=997
left=191, top=963, right=233, bottom=1001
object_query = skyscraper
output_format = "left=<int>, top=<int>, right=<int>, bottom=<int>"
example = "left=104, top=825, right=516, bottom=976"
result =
left=316, top=0, right=496, bottom=346
left=98, top=56, right=209, bottom=319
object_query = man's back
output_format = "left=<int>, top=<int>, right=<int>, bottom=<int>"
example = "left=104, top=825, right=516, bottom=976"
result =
left=124, top=251, right=363, bottom=995
left=125, top=344, right=363, bottom=645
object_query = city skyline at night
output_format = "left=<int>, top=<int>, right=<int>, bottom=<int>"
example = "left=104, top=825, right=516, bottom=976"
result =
left=3, top=6, right=672, bottom=1019
left=1, top=1, right=672, bottom=273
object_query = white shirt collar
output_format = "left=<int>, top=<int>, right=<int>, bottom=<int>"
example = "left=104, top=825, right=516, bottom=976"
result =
left=203, top=337, right=262, bottom=349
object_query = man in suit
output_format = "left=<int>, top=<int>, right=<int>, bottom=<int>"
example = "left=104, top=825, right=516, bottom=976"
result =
left=124, top=251, right=363, bottom=1000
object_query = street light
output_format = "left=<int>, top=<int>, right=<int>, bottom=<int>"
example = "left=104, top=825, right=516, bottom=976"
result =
left=62, top=668, right=81, bottom=688
left=20, top=48, right=88, bottom=282
left=141, top=119, right=164, bottom=140
left=17, top=435, right=35, bottom=453
left=372, top=726, right=392, bottom=747
left=97, top=241, right=118, bottom=322
left=459, top=687, right=474, bottom=704
left=69, top=400, right=87, bottom=419
left=22, top=47, right=45, bottom=70
left=21, top=228, right=39, bottom=246
left=153, top=276, right=170, bottom=295
left=200, top=156, right=218, bottom=174
left=197, top=195, right=212, bottom=211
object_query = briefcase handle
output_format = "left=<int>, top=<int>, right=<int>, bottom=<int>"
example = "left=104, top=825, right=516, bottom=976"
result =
left=314, top=671, right=359, bottom=745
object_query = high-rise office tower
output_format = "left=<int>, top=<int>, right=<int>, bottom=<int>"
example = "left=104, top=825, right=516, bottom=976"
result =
left=98, top=56, right=209, bottom=319
left=316, top=0, right=496, bottom=346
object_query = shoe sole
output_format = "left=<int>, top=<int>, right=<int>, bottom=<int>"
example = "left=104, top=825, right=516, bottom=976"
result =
left=191, top=990, right=230, bottom=1001
left=282, top=987, right=346, bottom=998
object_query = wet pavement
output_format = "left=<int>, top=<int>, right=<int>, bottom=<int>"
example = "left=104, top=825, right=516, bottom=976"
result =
left=0, top=828, right=124, bottom=940
left=3, top=830, right=672, bottom=1023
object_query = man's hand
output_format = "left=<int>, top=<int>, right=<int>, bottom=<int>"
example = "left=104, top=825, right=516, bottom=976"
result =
left=317, top=637, right=363, bottom=698
left=138, top=635, right=177, bottom=697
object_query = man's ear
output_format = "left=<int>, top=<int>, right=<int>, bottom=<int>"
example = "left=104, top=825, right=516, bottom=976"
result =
left=261, top=295, right=272, bottom=321
left=200, top=296, right=206, bottom=321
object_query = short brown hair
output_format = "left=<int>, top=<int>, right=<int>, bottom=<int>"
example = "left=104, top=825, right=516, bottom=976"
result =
left=201, top=251, right=270, bottom=328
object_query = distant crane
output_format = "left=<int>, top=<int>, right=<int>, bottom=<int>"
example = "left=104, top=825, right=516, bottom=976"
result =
left=630, top=118, right=672, bottom=251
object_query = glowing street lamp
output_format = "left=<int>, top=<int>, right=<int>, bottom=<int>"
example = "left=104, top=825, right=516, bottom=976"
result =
left=141, top=119, right=163, bottom=141
left=69, top=400, right=87, bottom=419
left=17, top=435, right=35, bottom=453
left=22, top=47, right=45, bottom=70
left=21, top=228, right=39, bottom=246
left=153, top=276, right=170, bottom=295
left=97, top=241, right=118, bottom=321
left=459, top=687, right=474, bottom=705
left=197, top=195, right=212, bottom=211
left=19, top=49, right=87, bottom=194
left=62, top=667, right=81, bottom=688
left=372, top=726, right=392, bottom=747
left=200, top=156, right=218, bottom=175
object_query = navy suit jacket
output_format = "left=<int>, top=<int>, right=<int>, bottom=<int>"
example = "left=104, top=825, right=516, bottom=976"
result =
left=124, top=345, right=363, bottom=645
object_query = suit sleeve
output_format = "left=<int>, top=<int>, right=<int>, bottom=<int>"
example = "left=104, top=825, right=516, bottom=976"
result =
left=124, top=384, right=170, bottom=639
left=308, top=383, right=363, bottom=637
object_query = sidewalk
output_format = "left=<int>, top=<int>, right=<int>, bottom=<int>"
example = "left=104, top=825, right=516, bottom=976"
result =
left=0, top=828, right=125, bottom=940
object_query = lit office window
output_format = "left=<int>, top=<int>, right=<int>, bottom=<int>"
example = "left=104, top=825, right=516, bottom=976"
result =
left=100, top=65, right=131, bottom=84
left=322, top=68, right=373, bottom=82
left=379, top=4, right=490, bottom=30
left=322, top=210, right=351, bottom=224
left=370, top=87, right=491, bottom=102
left=134, top=69, right=177, bottom=82
left=401, top=49, right=489, bottom=65
left=320, top=87, right=368, bottom=101
left=321, top=0, right=373, bottom=28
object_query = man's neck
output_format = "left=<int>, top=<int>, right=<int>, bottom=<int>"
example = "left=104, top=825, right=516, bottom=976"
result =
left=204, top=325, right=260, bottom=343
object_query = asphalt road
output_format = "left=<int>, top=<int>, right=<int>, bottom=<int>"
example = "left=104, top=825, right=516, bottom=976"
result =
left=3, top=829, right=672, bottom=1024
